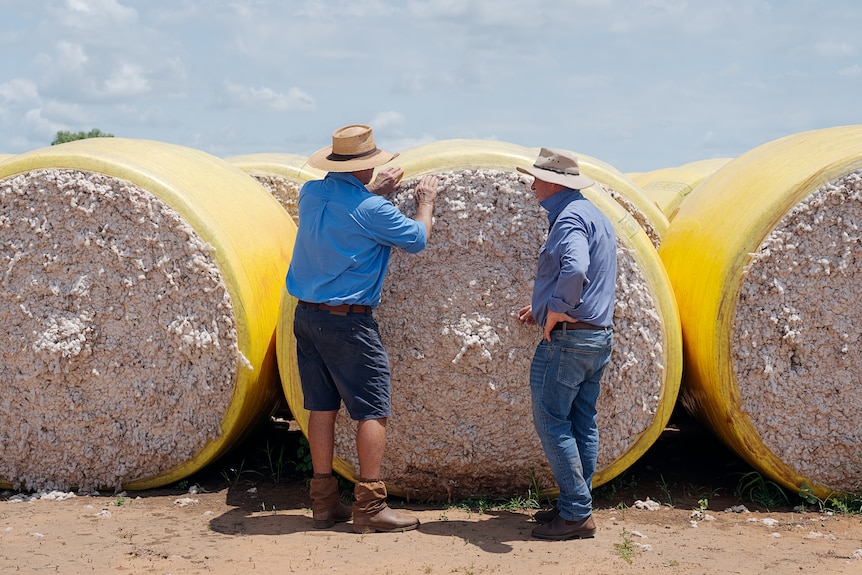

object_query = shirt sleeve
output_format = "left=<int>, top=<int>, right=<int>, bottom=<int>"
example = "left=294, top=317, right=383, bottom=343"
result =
left=360, top=198, right=428, bottom=253
left=548, top=215, right=590, bottom=315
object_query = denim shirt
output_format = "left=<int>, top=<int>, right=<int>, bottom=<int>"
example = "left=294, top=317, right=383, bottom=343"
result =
left=286, top=172, right=427, bottom=307
left=531, top=188, right=617, bottom=328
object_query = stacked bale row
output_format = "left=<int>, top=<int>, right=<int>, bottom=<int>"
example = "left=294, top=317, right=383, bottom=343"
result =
left=0, top=138, right=295, bottom=492
left=659, top=125, right=862, bottom=498
left=6, top=124, right=860, bottom=501
left=277, top=140, right=682, bottom=501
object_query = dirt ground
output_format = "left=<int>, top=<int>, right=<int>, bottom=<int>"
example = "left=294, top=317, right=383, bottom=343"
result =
left=2, top=409, right=861, bottom=575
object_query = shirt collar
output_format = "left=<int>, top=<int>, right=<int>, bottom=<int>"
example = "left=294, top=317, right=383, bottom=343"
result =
left=327, top=171, right=366, bottom=189
left=540, top=188, right=582, bottom=225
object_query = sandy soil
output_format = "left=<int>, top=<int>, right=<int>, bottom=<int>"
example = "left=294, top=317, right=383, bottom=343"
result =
left=2, top=411, right=861, bottom=575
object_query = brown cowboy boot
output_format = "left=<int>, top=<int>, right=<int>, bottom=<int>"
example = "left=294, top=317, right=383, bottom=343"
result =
left=309, top=473, right=352, bottom=528
left=352, top=479, right=419, bottom=534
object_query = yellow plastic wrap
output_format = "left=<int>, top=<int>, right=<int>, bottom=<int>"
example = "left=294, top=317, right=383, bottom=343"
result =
left=397, top=139, right=669, bottom=243
left=577, top=152, right=671, bottom=243
left=0, top=138, right=296, bottom=490
left=277, top=140, right=681, bottom=497
left=658, top=125, right=862, bottom=498
left=225, top=152, right=325, bottom=184
left=226, top=153, right=324, bottom=222
left=629, top=158, right=732, bottom=220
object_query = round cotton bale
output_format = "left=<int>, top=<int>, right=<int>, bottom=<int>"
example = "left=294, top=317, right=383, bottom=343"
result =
left=629, top=158, right=733, bottom=221
left=658, top=125, right=862, bottom=498
left=395, top=139, right=669, bottom=248
left=225, top=153, right=325, bottom=223
left=277, top=141, right=682, bottom=501
left=0, top=138, right=295, bottom=492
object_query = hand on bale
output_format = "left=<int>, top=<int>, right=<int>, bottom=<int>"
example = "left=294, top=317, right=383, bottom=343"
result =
left=367, top=166, right=404, bottom=195
left=517, top=304, right=537, bottom=326
left=413, top=175, right=439, bottom=206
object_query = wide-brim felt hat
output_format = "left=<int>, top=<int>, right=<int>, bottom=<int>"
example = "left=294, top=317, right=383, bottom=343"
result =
left=307, top=124, right=398, bottom=172
left=517, top=147, right=595, bottom=190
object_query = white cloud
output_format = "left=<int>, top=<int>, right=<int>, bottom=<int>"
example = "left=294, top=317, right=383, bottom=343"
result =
left=838, top=65, right=861, bottom=77
left=371, top=111, right=407, bottom=135
left=813, top=40, right=855, bottom=58
left=104, top=63, right=151, bottom=97
left=295, top=0, right=392, bottom=18
left=384, top=133, right=438, bottom=153
left=0, top=78, right=40, bottom=104
left=221, top=82, right=316, bottom=113
left=56, top=41, right=88, bottom=69
left=41, top=100, right=90, bottom=124
left=63, top=0, right=138, bottom=26
left=24, top=108, right=66, bottom=136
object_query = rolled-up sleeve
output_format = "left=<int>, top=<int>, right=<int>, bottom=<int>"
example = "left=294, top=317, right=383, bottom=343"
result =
left=362, top=199, right=427, bottom=253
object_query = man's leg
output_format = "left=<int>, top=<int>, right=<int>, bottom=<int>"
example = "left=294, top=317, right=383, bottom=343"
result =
left=309, top=410, right=338, bottom=474
left=307, top=409, right=352, bottom=527
left=356, top=417, right=386, bottom=479
left=352, top=416, right=419, bottom=533
left=530, top=347, right=589, bottom=520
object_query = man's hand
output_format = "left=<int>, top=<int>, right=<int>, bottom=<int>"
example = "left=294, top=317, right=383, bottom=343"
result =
left=543, top=309, right=577, bottom=342
left=367, top=166, right=404, bottom=195
left=412, top=175, right=438, bottom=240
left=517, top=305, right=536, bottom=325
left=414, top=175, right=438, bottom=205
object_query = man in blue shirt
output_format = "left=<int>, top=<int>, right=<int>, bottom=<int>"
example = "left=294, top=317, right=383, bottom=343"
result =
left=287, top=124, right=438, bottom=533
left=516, top=148, right=617, bottom=540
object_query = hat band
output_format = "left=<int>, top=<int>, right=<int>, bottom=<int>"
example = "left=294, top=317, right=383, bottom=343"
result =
left=536, top=164, right=580, bottom=176
left=326, top=147, right=379, bottom=162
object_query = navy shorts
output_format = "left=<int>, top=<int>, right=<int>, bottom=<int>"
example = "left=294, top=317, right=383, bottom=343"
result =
left=293, top=304, right=391, bottom=420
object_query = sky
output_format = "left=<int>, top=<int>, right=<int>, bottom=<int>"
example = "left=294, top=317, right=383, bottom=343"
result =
left=0, top=0, right=860, bottom=174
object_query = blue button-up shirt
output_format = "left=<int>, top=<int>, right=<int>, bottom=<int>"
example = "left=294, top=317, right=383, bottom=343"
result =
left=286, top=172, right=427, bottom=307
left=531, top=188, right=617, bottom=328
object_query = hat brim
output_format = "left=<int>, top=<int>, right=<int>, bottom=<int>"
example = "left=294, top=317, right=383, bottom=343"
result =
left=307, top=146, right=398, bottom=172
left=517, top=165, right=595, bottom=190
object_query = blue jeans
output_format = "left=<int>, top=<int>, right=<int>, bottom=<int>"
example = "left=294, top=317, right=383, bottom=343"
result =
left=530, top=327, right=613, bottom=521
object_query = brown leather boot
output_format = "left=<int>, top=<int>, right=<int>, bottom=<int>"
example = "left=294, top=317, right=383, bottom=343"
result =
left=531, top=514, right=596, bottom=540
left=352, top=479, right=419, bottom=534
left=309, top=474, right=352, bottom=528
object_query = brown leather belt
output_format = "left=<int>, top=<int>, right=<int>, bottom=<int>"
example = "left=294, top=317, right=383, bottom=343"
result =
left=552, top=321, right=602, bottom=331
left=298, top=300, right=371, bottom=315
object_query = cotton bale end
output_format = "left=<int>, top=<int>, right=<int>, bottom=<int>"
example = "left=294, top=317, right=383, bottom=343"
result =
left=659, top=125, right=862, bottom=498
left=0, top=138, right=296, bottom=492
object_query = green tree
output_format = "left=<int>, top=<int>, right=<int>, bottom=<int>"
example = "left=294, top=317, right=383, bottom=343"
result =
left=51, top=128, right=114, bottom=145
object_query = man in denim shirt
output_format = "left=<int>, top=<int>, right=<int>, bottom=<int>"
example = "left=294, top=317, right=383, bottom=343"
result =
left=517, top=148, right=617, bottom=540
left=287, top=124, right=438, bottom=533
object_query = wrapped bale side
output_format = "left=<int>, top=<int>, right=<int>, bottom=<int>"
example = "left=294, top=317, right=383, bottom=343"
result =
left=628, top=157, right=733, bottom=221
left=277, top=142, right=682, bottom=502
left=0, top=138, right=295, bottom=492
left=226, top=153, right=325, bottom=223
left=659, top=125, right=862, bottom=498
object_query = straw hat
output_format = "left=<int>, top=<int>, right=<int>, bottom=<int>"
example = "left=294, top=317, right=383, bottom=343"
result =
left=517, top=147, right=595, bottom=190
left=307, top=124, right=398, bottom=172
